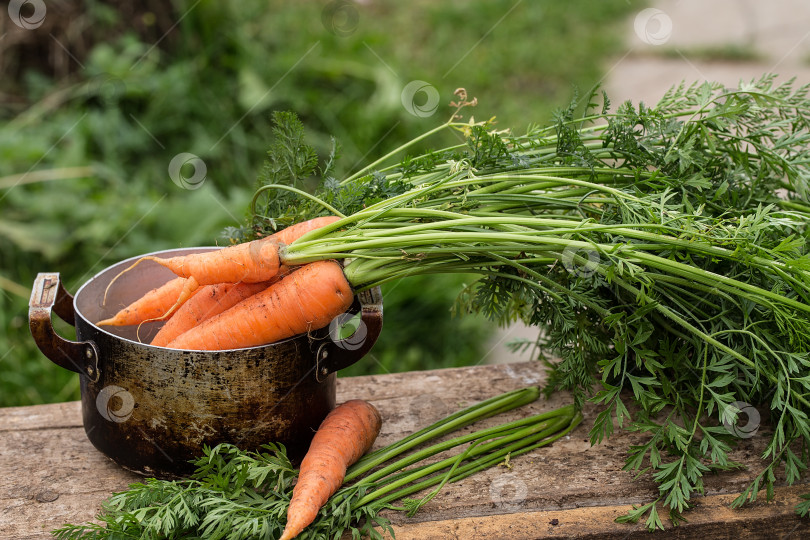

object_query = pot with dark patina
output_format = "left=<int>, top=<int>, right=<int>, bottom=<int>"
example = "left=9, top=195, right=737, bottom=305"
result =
left=29, top=248, right=382, bottom=478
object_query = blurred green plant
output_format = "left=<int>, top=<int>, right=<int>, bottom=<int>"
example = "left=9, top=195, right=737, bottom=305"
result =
left=343, top=274, right=493, bottom=377
left=0, top=0, right=637, bottom=406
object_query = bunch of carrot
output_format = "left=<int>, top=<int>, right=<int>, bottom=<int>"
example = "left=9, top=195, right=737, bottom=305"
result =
left=98, top=216, right=352, bottom=350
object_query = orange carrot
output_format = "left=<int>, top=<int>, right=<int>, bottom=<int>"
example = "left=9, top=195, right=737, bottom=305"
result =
left=244, top=216, right=339, bottom=283
left=166, top=260, right=352, bottom=351
left=139, top=239, right=282, bottom=285
left=108, top=216, right=342, bottom=292
left=159, top=275, right=200, bottom=320
left=100, top=217, right=341, bottom=329
left=279, top=399, right=382, bottom=540
left=147, top=216, right=340, bottom=284
left=97, top=277, right=195, bottom=326
left=150, top=279, right=274, bottom=347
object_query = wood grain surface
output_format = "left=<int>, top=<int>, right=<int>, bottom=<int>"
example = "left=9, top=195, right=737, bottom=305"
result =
left=1, top=362, right=808, bottom=539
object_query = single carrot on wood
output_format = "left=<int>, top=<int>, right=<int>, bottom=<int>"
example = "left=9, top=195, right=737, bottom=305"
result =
left=150, top=279, right=275, bottom=346
left=279, top=399, right=382, bottom=540
left=97, top=277, right=195, bottom=326
left=166, top=260, right=352, bottom=351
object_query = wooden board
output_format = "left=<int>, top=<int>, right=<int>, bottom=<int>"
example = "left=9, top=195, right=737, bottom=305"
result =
left=1, top=361, right=808, bottom=539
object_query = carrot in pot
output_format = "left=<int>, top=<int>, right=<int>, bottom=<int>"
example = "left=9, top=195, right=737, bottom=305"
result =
left=142, top=216, right=340, bottom=284
left=158, top=275, right=200, bottom=320
left=166, top=260, right=353, bottom=351
left=99, top=216, right=341, bottom=329
left=279, top=399, right=382, bottom=540
left=97, top=276, right=196, bottom=326
left=152, top=217, right=342, bottom=284
left=140, top=239, right=283, bottom=285
left=150, top=279, right=275, bottom=347
left=105, top=216, right=341, bottom=297
left=219, top=215, right=339, bottom=284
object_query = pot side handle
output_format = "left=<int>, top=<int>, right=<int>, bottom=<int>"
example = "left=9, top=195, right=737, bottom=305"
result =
left=315, top=286, right=383, bottom=381
left=29, top=273, right=100, bottom=382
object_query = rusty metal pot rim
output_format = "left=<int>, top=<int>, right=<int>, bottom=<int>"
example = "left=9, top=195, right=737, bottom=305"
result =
left=74, top=246, right=323, bottom=353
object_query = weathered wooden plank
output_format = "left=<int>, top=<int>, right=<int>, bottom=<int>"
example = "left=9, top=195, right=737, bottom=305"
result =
left=387, top=484, right=810, bottom=539
left=0, top=401, right=82, bottom=432
left=1, top=361, right=808, bottom=539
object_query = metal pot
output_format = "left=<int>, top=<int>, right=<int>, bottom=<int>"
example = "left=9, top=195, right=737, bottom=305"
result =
left=29, top=248, right=382, bottom=478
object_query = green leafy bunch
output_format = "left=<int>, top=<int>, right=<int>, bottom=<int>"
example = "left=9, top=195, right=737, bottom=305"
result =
left=460, top=78, right=810, bottom=526
left=52, top=442, right=405, bottom=540
left=243, top=75, right=810, bottom=529
left=53, top=443, right=297, bottom=540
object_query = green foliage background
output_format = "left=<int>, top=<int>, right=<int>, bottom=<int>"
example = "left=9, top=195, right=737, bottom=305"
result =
left=0, top=0, right=637, bottom=406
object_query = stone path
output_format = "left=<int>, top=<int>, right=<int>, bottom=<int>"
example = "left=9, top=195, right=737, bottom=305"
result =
left=488, top=0, right=810, bottom=364
left=606, top=0, right=810, bottom=105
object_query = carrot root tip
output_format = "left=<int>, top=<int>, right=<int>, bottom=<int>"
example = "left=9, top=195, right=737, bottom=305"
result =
left=102, top=256, right=157, bottom=307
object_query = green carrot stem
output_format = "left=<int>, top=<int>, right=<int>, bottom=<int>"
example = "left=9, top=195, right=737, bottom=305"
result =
left=596, top=266, right=810, bottom=410
left=353, top=412, right=574, bottom=507
left=342, top=122, right=459, bottom=184
left=360, top=412, right=577, bottom=509
left=249, top=184, right=346, bottom=218
left=375, top=413, right=583, bottom=508
left=422, top=412, right=584, bottom=487
left=630, top=251, right=810, bottom=314
left=403, top=439, right=484, bottom=517
left=346, top=387, right=539, bottom=481
left=348, top=387, right=533, bottom=470
left=356, top=405, right=575, bottom=486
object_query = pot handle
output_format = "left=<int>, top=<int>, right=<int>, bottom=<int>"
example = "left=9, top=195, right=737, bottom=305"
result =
left=29, top=273, right=100, bottom=382
left=314, top=286, right=383, bottom=381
